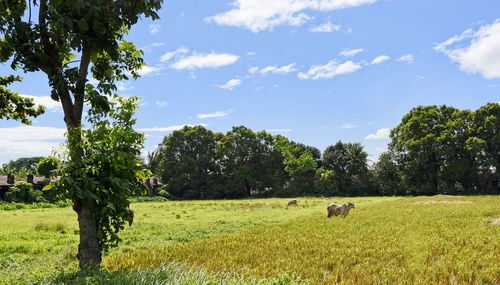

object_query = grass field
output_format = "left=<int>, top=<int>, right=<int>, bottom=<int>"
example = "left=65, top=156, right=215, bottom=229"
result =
left=1, top=196, right=499, bottom=284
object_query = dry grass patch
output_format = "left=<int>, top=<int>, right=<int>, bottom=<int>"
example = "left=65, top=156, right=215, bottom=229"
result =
left=106, top=196, right=500, bottom=285
left=487, top=217, right=500, bottom=226
left=414, top=200, right=473, bottom=205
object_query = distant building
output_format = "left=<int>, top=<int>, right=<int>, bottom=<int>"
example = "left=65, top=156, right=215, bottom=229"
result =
left=0, top=174, right=49, bottom=200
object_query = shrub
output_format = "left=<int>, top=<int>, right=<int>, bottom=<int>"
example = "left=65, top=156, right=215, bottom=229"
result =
left=157, top=186, right=171, bottom=199
left=5, top=181, right=47, bottom=203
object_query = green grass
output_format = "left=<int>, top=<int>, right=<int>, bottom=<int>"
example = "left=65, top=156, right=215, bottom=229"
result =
left=1, top=196, right=499, bottom=284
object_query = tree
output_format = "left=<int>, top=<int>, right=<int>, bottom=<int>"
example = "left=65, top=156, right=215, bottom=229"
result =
left=35, top=156, right=60, bottom=177
left=373, top=152, right=404, bottom=195
left=389, top=105, right=457, bottom=195
left=276, top=136, right=318, bottom=196
left=217, top=127, right=287, bottom=197
left=4, top=157, right=44, bottom=174
left=157, top=126, right=221, bottom=199
left=0, top=75, right=45, bottom=124
left=0, top=0, right=162, bottom=268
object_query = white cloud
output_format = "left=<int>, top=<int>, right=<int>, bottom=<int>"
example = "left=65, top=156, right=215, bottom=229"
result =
left=248, top=67, right=259, bottom=74
left=435, top=20, right=500, bottom=79
left=309, top=21, right=341, bottom=33
left=138, top=65, right=162, bottom=76
left=170, top=53, right=239, bottom=70
left=206, top=0, right=377, bottom=32
left=116, top=81, right=134, bottom=92
left=341, top=122, right=357, bottom=129
left=149, top=24, right=161, bottom=35
left=247, top=51, right=257, bottom=56
left=197, top=111, right=229, bottom=119
left=0, top=126, right=66, bottom=157
left=297, top=60, right=362, bottom=80
left=155, top=101, right=168, bottom=108
left=266, top=129, right=292, bottom=133
left=397, top=54, right=414, bottom=63
left=21, top=95, right=61, bottom=112
left=151, top=42, right=165, bottom=47
left=160, top=47, right=190, bottom=62
left=371, top=55, right=390, bottom=65
left=365, top=128, right=390, bottom=140
left=251, top=63, right=297, bottom=75
left=339, top=48, right=365, bottom=57
left=138, top=124, right=208, bottom=132
left=219, top=79, right=242, bottom=90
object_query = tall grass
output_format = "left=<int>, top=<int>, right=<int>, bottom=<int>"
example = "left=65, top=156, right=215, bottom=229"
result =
left=1, top=196, right=498, bottom=284
left=106, top=196, right=500, bottom=284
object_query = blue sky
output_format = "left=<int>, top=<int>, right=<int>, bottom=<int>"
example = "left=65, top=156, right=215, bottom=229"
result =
left=1, top=0, right=499, bottom=164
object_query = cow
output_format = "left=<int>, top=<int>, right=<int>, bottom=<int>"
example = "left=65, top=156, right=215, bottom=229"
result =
left=327, top=202, right=355, bottom=218
left=288, top=199, right=298, bottom=206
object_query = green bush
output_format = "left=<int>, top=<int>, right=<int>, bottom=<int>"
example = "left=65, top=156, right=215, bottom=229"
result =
left=157, top=186, right=171, bottom=199
left=5, top=181, right=47, bottom=203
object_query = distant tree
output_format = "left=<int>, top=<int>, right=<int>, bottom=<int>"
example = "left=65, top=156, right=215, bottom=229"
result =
left=390, top=105, right=457, bottom=195
left=4, top=157, right=44, bottom=175
left=146, top=150, right=162, bottom=176
left=470, top=103, right=500, bottom=192
left=322, top=142, right=369, bottom=196
left=35, top=156, right=60, bottom=177
left=218, top=127, right=286, bottom=197
left=158, top=126, right=221, bottom=199
left=276, top=136, right=318, bottom=196
left=373, top=152, right=404, bottom=195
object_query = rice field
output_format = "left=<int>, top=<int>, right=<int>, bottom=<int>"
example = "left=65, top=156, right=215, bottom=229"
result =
left=1, top=196, right=499, bottom=284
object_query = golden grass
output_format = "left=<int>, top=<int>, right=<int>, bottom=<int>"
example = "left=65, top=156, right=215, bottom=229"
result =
left=106, top=196, right=500, bottom=285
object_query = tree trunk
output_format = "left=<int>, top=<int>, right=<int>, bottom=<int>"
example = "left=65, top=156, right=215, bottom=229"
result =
left=73, top=198, right=101, bottom=267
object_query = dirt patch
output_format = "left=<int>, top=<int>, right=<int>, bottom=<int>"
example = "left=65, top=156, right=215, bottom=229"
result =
left=487, top=217, right=500, bottom=226
left=415, top=200, right=473, bottom=205
left=432, top=194, right=465, bottom=198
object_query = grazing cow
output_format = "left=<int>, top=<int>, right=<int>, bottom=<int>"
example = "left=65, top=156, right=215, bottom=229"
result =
left=327, top=202, right=355, bottom=218
left=288, top=199, right=298, bottom=206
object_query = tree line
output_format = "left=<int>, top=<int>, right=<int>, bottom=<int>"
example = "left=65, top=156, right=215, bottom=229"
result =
left=148, top=103, right=499, bottom=199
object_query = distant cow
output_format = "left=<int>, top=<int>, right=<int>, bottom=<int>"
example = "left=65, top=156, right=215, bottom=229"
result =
left=327, top=202, right=355, bottom=218
left=288, top=199, right=298, bottom=206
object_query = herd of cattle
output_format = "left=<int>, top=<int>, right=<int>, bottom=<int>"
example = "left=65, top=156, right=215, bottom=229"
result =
left=287, top=199, right=356, bottom=218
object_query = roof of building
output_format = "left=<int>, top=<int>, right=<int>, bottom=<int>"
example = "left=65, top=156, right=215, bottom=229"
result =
left=0, top=175, right=48, bottom=187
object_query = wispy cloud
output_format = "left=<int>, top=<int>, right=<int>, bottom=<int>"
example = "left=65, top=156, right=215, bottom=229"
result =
left=197, top=111, right=230, bottom=119
left=160, top=47, right=189, bottom=62
left=170, top=53, right=239, bottom=70
left=365, top=128, right=390, bottom=140
left=138, top=124, right=208, bottom=132
left=155, top=101, right=168, bottom=109
left=297, top=60, right=362, bottom=80
left=249, top=64, right=297, bottom=75
left=206, top=0, right=377, bottom=33
left=341, top=122, right=357, bottom=129
left=397, top=54, right=414, bottom=63
left=21, top=95, right=61, bottom=112
left=219, top=79, right=242, bottom=90
left=138, top=65, right=162, bottom=76
left=265, top=129, right=292, bottom=133
left=339, top=48, right=365, bottom=57
left=435, top=20, right=500, bottom=79
left=371, top=55, right=390, bottom=65
left=149, top=24, right=161, bottom=35
left=0, top=126, right=66, bottom=157
left=309, top=21, right=341, bottom=33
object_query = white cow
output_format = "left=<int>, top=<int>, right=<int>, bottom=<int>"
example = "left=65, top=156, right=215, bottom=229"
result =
left=327, top=202, right=355, bottom=218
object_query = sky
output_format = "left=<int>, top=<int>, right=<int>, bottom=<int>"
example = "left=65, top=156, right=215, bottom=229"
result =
left=1, top=0, right=500, bottom=164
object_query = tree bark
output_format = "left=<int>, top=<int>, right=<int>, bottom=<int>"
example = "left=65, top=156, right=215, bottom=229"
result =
left=73, top=198, right=102, bottom=267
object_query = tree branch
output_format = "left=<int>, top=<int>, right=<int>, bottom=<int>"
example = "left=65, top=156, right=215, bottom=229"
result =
left=74, top=41, right=93, bottom=121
